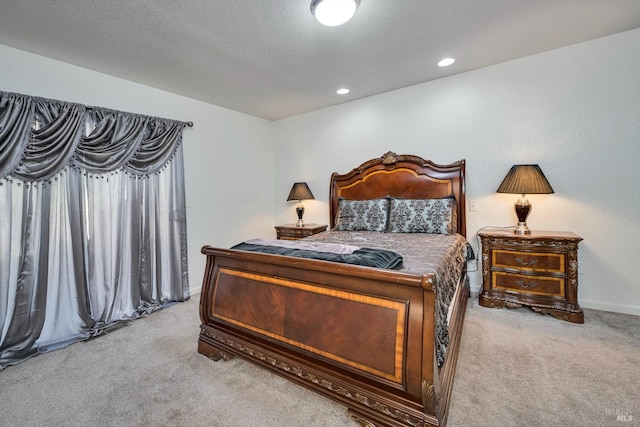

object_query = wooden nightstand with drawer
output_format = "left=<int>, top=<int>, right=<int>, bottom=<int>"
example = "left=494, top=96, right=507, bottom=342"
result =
left=478, top=229, right=583, bottom=323
left=275, top=224, right=327, bottom=240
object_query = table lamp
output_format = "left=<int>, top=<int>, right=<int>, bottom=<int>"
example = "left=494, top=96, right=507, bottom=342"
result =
left=287, top=182, right=315, bottom=227
left=497, top=164, right=554, bottom=235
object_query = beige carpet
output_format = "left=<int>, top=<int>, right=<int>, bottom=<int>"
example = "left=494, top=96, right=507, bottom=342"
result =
left=448, top=298, right=640, bottom=427
left=1, top=295, right=638, bottom=426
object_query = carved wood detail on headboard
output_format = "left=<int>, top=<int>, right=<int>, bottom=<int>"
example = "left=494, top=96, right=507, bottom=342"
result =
left=329, top=152, right=466, bottom=236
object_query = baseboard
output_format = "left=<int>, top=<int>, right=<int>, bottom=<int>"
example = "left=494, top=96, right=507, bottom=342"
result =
left=580, top=299, right=640, bottom=317
left=469, top=283, right=482, bottom=296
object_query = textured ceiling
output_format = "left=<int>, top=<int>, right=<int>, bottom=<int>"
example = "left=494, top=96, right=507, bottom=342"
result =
left=1, top=0, right=640, bottom=120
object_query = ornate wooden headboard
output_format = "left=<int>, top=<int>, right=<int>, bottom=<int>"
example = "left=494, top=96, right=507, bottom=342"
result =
left=329, top=151, right=467, bottom=237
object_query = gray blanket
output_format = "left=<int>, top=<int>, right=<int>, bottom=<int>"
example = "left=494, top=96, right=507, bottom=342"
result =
left=231, top=241, right=403, bottom=270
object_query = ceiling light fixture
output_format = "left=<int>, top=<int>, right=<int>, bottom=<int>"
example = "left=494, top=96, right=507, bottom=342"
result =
left=336, top=88, right=350, bottom=95
left=438, top=57, right=456, bottom=67
left=310, top=0, right=361, bottom=26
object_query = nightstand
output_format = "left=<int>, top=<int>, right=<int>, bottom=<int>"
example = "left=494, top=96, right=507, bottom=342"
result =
left=275, top=224, right=327, bottom=240
left=478, top=229, right=583, bottom=323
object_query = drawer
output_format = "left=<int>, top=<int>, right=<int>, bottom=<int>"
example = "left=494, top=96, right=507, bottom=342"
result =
left=492, top=249, right=565, bottom=274
left=491, top=271, right=565, bottom=298
left=280, top=229, right=307, bottom=238
left=275, top=225, right=327, bottom=240
left=276, top=229, right=312, bottom=240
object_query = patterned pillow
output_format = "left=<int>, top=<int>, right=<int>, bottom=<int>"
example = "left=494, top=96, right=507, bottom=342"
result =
left=388, top=196, right=457, bottom=234
left=333, top=198, right=389, bottom=232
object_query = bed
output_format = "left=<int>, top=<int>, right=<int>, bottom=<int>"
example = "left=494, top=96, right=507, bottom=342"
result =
left=198, top=152, right=470, bottom=427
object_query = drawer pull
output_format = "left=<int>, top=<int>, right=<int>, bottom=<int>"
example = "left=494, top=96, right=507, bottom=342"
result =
left=514, top=257, right=538, bottom=266
left=515, top=280, right=538, bottom=289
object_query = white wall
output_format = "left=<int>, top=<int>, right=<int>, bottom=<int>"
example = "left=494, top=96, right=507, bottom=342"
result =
left=0, top=44, right=276, bottom=294
left=273, top=29, right=640, bottom=316
left=3, top=27, right=639, bottom=316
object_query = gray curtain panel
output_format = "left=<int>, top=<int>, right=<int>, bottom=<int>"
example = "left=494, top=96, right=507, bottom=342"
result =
left=0, top=91, right=190, bottom=369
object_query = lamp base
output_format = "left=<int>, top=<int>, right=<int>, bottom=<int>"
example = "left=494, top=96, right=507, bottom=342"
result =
left=514, top=222, right=531, bottom=235
left=295, top=204, right=305, bottom=227
left=513, top=197, right=531, bottom=235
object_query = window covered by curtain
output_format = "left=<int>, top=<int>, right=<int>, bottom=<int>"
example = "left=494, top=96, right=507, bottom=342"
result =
left=0, top=91, right=189, bottom=369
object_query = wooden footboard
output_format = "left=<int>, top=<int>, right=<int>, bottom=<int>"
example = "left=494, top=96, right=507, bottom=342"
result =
left=198, top=246, right=468, bottom=427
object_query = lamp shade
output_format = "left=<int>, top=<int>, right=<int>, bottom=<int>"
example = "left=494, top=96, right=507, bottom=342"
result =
left=287, top=182, right=315, bottom=201
left=497, top=165, right=554, bottom=195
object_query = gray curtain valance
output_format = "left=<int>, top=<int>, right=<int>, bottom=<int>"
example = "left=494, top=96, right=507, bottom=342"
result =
left=0, top=91, right=187, bottom=181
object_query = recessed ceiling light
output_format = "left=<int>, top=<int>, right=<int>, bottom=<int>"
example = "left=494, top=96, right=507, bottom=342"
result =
left=336, top=88, right=350, bottom=95
left=311, top=0, right=361, bottom=27
left=437, top=57, right=456, bottom=67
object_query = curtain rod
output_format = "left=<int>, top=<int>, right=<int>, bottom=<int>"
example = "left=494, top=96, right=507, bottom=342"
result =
left=2, top=91, right=195, bottom=129
left=83, top=105, right=193, bottom=127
